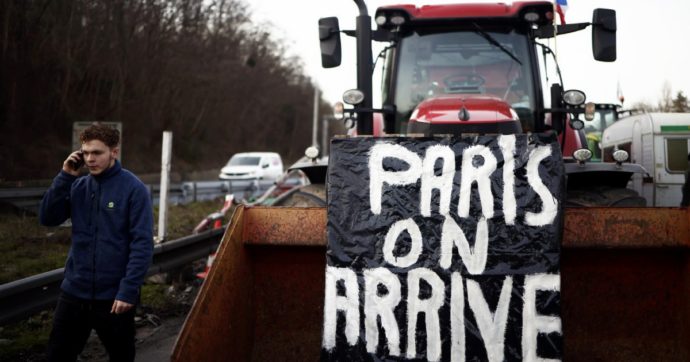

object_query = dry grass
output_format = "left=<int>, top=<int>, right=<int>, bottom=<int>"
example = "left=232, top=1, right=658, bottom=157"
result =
left=0, top=199, right=224, bottom=284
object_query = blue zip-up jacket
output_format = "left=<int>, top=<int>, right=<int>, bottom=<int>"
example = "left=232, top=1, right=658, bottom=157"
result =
left=39, top=160, right=153, bottom=304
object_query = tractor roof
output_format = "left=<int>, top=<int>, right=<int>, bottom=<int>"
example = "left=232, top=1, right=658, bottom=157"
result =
left=376, top=1, right=554, bottom=26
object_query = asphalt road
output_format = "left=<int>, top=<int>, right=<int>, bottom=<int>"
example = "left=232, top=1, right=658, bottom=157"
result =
left=134, top=315, right=185, bottom=361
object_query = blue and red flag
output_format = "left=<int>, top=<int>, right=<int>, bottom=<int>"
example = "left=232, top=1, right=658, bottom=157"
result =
left=555, top=0, right=568, bottom=24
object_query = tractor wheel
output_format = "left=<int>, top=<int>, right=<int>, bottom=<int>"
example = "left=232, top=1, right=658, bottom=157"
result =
left=566, top=187, right=646, bottom=207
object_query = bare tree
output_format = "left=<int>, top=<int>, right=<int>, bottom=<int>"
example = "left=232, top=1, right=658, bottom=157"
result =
left=629, top=100, right=655, bottom=113
left=658, top=81, right=673, bottom=112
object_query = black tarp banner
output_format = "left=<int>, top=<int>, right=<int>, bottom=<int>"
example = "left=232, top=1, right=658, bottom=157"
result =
left=321, top=135, right=565, bottom=361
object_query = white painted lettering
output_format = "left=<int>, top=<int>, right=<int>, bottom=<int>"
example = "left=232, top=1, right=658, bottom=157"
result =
left=364, top=268, right=402, bottom=356
left=440, top=216, right=489, bottom=274
left=522, top=273, right=562, bottom=362
left=450, top=272, right=466, bottom=362
left=498, top=135, right=517, bottom=225
left=458, top=145, right=498, bottom=219
left=322, top=266, right=360, bottom=349
left=466, top=276, right=513, bottom=362
left=421, top=145, right=455, bottom=217
left=406, top=268, right=445, bottom=362
left=525, top=146, right=558, bottom=226
left=369, top=143, right=423, bottom=215
left=383, top=218, right=423, bottom=268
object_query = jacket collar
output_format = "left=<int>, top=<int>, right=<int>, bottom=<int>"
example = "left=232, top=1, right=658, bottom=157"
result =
left=93, top=159, right=122, bottom=181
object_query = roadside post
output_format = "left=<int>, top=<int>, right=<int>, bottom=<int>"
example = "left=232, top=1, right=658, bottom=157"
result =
left=157, top=131, right=173, bottom=243
left=312, top=88, right=320, bottom=148
left=322, top=117, right=330, bottom=156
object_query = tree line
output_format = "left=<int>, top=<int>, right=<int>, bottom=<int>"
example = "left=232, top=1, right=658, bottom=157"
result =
left=629, top=82, right=690, bottom=113
left=0, top=0, right=339, bottom=181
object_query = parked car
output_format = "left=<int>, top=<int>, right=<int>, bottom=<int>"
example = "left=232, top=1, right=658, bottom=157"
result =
left=218, top=152, right=283, bottom=181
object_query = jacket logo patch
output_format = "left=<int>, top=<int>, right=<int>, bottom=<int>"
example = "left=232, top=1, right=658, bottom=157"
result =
left=107, top=201, right=115, bottom=209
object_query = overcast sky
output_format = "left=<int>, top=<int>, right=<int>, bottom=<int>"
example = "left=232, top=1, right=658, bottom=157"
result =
left=247, top=0, right=690, bottom=108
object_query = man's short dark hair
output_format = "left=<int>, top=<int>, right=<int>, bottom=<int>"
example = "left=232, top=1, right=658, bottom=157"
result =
left=80, top=124, right=120, bottom=148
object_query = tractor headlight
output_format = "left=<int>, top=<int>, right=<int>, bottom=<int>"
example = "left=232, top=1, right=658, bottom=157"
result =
left=343, top=117, right=356, bottom=129
left=570, top=118, right=584, bottom=130
left=305, top=146, right=319, bottom=160
left=563, top=90, right=586, bottom=106
left=612, top=149, right=629, bottom=163
left=524, top=12, right=540, bottom=22
left=375, top=10, right=409, bottom=29
left=375, top=15, right=387, bottom=26
left=573, top=148, right=592, bottom=163
left=390, top=14, right=406, bottom=26
left=342, top=89, right=365, bottom=105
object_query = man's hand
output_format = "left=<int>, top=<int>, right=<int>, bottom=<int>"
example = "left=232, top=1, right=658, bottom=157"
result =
left=62, top=150, right=83, bottom=176
left=111, top=300, right=134, bottom=314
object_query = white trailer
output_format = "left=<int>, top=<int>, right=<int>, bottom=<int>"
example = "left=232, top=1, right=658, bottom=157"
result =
left=601, top=113, right=690, bottom=206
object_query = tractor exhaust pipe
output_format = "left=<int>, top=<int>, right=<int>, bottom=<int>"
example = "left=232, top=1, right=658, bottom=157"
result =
left=353, top=0, right=373, bottom=135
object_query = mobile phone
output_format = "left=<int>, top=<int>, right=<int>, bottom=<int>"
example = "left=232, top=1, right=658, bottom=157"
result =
left=68, top=151, right=84, bottom=171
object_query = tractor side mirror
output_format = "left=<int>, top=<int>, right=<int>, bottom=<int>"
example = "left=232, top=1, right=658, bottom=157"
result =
left=319, top=17, right=342, bottom=68
left=592, top=8, right=616, bottom=62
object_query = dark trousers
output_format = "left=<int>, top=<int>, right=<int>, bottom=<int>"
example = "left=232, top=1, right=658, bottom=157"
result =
left=47, top=292, right=135, bottom=362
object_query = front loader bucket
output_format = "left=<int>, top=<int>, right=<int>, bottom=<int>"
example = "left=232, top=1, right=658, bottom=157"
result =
left=172, top=206, right=327, bottom=361
left=173, top=206, right=690, bottom=361
left=561, top=207, right=690, bottom=360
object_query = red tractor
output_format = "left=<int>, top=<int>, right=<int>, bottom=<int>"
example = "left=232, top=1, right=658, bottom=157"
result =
left=319, top=0, right=645, bottom=206
left=172, top=4, right=690, bottom=360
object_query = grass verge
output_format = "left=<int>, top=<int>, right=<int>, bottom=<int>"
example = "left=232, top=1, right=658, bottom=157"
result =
left=0, top=199, right=227, bottom=359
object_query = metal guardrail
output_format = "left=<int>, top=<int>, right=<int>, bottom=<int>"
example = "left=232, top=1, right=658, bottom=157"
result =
left=0, top=227, right=224, bottom=326
left=0, top=180, right=275, bottom=213
left=178, top=179, right=275, bottom=204
left=0, top=187, right=48, bottom=214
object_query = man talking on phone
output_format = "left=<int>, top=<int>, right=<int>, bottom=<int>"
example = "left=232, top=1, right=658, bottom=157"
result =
left=40, top=124, right=153, bottom=361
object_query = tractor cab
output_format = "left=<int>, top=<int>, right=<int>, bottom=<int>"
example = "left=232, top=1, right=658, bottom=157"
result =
left=376, top=3, right=545, bottom=136
left=319, top=1, right=617, bottom=151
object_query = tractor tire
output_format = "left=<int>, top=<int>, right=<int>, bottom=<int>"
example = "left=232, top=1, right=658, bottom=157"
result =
left=271, top=184, right=327, bottom=207
left=566, top=187, right=646, bottom=207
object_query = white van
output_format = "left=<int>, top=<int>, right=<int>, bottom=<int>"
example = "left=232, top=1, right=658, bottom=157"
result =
left=219, top=152, right=284, bottom=181
left=601, top=113, right=690, bottom=206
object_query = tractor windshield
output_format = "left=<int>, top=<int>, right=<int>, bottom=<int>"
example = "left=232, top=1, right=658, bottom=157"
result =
left=391, top=28, right=536, bottom=131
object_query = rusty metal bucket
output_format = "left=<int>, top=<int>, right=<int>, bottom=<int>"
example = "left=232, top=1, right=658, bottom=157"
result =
left=172, top=207, right=327, bottom=361
left=172, top=206, right=690, bottom=361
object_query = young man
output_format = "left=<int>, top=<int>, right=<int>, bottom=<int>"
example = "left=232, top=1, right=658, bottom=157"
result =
left=40, top=124, right=153, bottom=361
